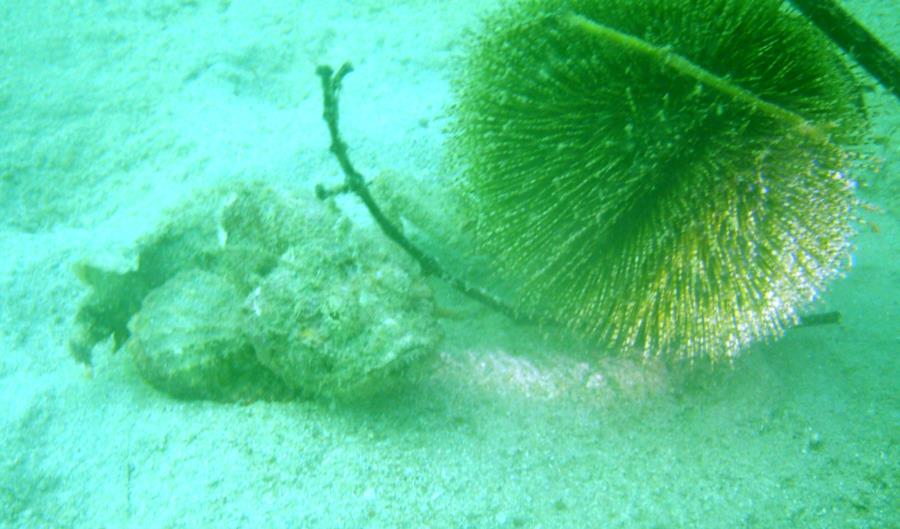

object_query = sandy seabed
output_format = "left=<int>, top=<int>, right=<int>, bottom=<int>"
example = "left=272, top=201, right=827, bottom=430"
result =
left=1, top=1, right=897, bottom=528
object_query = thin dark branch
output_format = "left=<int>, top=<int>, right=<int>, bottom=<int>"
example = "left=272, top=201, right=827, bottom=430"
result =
left=314, top=63, right=534, bottom=325
left=796, top=311, right=842, bottom=327
left=314, top=182, right=349, bottom=200
left=789, top=0, right=900, bottom=101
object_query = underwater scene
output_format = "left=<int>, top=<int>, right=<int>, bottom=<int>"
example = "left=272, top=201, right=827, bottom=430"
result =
left=1, top=0, right=897, bottom=528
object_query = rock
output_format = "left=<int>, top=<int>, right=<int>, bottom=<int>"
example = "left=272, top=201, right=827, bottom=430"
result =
left=244, top=230, right=442, bottom=399
left=69, top=180, right=442, bottom=401
left=69, top=181, right=308, bottom=367
left=126, top=269, right=291, bottom=401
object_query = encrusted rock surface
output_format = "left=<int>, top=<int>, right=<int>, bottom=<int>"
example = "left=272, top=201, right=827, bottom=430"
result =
left=126, top=269, right=291, bottom=401
left=69, top=181, right=442, bottom=401
left=245, top=235, right=442, bottom=399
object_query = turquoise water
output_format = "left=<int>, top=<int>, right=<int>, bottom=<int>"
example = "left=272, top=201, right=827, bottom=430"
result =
left=1, top=1, right=897, bottom=528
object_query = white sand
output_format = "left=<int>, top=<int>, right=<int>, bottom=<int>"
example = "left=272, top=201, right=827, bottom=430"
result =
left=1, top=1, right=897, bottom=528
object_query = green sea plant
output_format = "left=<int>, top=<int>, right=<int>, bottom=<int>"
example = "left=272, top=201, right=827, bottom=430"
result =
left=447, top=0, right=868, bottom=360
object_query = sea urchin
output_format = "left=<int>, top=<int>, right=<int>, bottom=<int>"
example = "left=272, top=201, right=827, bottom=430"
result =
left=449, top=0, right=867, bottom=360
